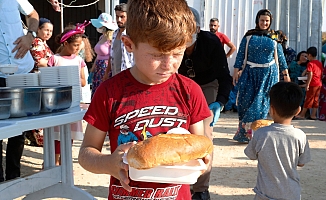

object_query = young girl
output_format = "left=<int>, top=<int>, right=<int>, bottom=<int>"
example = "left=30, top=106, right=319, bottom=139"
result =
left=48, top=21, right=90, bottom=165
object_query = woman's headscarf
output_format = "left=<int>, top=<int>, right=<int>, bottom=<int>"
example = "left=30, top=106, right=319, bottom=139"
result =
left=244, top=9, right=273, bottom=37
left=39, top=18, right=52, bottom=28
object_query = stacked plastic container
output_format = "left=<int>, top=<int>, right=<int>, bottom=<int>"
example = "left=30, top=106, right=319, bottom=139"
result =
left=39, top=66, right=81, bottom=107
left=6, top=73, right=39, bottom=87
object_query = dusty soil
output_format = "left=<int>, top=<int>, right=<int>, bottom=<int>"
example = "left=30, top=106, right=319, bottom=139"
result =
left=11, top=111, right=326, bottom=199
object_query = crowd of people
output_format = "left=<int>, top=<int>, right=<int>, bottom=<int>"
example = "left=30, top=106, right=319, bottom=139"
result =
left=0, top=0, right=323, bottom=199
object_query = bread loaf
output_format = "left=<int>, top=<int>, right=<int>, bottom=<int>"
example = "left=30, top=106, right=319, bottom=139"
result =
left=250, top=119, right=274, bottom=131
left=126, top=133, right=213, bottom=170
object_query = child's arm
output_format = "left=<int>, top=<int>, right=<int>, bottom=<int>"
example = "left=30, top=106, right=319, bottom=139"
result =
left=47, top=55, right=55, bottom=67
left=297, top=139, right=311, bottom=167
left=78, top=124, right=134, bottom=192
left=244, top=137, right=258, bottom=160
left=37, top=58, right=50, bottom=67
left=80, top=66, right=86, bottom=87
left=305, top=71, right=313, bottom=91
left=189, top=120, right=212, bottom=172
left=189, top=120, right=205, bottom=136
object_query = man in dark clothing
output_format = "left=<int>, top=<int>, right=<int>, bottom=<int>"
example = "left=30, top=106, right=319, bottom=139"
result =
left=178, top=7, right=232, bottom=200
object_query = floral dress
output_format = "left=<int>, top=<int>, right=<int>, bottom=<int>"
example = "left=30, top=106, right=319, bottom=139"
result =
left=233, top=35, right=287, bottom=142
left=30, top=38, right=53, bottom=72
left=91, top=36, right=111, bottom=97
left=25, top=38, right=53, bottom=146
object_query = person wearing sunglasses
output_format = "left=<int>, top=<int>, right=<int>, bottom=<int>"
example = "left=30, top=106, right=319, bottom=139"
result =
left=178, top=7, right=233, bottom=200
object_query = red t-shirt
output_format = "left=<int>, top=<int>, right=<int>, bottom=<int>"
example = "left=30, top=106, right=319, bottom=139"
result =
left=306, top=59, right=323, bottom=86
left=84, top=69, right=211, bottom=200
left=215, top=32, right=230, bottom=46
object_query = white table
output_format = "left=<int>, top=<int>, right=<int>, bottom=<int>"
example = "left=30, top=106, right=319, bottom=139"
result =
left=0, top=105, right=95, bottom=200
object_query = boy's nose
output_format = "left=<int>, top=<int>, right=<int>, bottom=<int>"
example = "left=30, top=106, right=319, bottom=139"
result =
left=161, top=56, right=173, bottom=69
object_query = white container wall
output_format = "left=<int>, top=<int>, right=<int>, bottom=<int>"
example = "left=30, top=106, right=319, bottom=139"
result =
left=187, top=0, right=325, bottom=74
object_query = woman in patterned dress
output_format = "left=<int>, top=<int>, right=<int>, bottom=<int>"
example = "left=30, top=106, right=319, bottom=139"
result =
left=90, top=13, right=117, bottom=97
left=30, top=18, right=54, bottom=72
left=232, top=9, right=290, bottom=143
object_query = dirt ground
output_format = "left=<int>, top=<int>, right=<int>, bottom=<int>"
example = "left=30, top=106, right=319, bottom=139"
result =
left=10, top=111, right=326, bottom=200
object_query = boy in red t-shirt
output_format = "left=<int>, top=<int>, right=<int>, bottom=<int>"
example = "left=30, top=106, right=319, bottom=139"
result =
left=78, top=0, right=212, bottom=199
left=295, top=46, right=323, bottom=120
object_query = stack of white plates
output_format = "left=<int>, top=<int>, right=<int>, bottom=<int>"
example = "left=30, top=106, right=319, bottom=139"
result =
left=71, top=85, right=81, bottom=107
left=6, top=73, right=39, bottom=87
left=39, top=66, right=81, bottom=107
left=39, top=66, right=80, bottom=86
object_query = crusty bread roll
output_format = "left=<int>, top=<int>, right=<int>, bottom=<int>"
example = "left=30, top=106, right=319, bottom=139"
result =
left=126, top=133, right=213, bottom=170
left=250, top=119, right=274, bottom=131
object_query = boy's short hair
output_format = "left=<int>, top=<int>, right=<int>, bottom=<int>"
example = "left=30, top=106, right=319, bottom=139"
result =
left=114, top=3, right=127, bottom=12
left=126, top=0, right=196, bottom=52
left=269, top=82, right=303, bottom=118
left=307, top=46, right=317, bottom=57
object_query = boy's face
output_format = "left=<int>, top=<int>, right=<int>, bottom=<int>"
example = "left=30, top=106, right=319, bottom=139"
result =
left=307, top=53, right=313, bottom=61
left=123, top=37, right=186, bottom=85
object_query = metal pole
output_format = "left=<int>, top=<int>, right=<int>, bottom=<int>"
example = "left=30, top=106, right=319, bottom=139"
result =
left=61, top=0, right=64, bottom=32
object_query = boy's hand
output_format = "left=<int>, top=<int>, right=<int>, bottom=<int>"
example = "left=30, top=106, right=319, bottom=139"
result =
left=112, top=142, right=136, bottom=192
left=201, top=154, right=212, bottom=174
left=305, top=85, right=309, bottom=91
left=209, top=102, right=223, bottom=127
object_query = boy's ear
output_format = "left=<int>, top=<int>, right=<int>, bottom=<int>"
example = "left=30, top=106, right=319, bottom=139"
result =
left=295, top=106, right=301, bottom=116
left=269, top=105, right=274, bottom=117
left=121, top=35, right=135, bottom=53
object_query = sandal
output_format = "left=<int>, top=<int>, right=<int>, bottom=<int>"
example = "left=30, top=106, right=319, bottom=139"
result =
left=236, top=137, right=249, bottom=143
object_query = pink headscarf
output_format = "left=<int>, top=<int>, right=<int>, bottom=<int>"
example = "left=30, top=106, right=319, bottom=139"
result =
left=60, top=20, right=91, bottom=43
